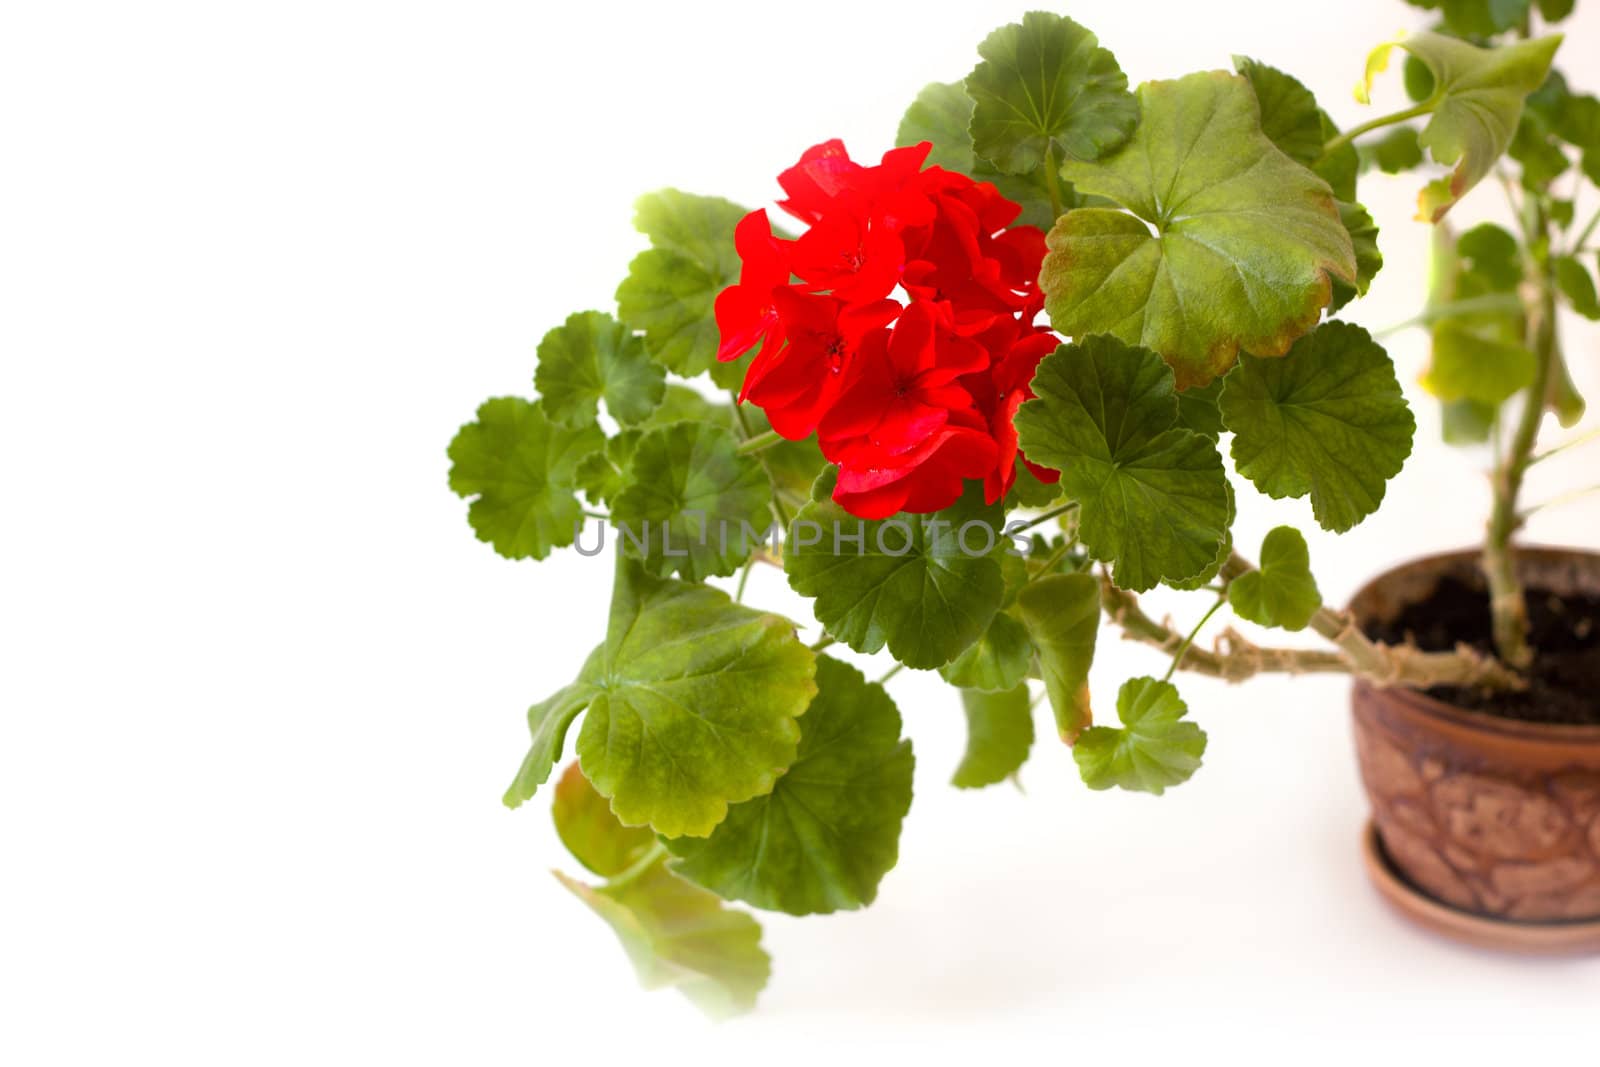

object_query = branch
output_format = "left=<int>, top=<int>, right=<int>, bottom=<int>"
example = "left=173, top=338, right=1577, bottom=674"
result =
left=1100, top=573, right=1349, bottom=682
left=1216, top=553, right=1524, bottom=692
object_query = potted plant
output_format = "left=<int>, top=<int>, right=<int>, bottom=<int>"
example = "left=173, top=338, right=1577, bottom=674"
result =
left=447, top=2, right=1600, bottom=1015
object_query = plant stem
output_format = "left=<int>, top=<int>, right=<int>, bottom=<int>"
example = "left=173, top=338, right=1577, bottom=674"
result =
left=878, top=663, right=904, bottom=685
left=1030, top=539, right=1074, bottom=577
left=1015, top=501, right=1080, bottom=533
left=730, top=393, right=794, bottom=530
left=1519, top=483, right=1600, bottom=520
left=1573, top=204, right=1600, bottom=254
left=1318, top=99, right=1436, bottom=162
left=735, top=429, right=783, bottom=455
left=1100, top=572, right=1349, bottom=681
left=1373, top=292, right=1526, bottom=338
left=734, top=557, right=754, bottom=603
left=1164, top=598, right=1226, bottom=683
left=1531, top=426, right=1600, bottom=466
left=1482, top=257, right=1559, bottom=669
left=809, top=635, right=836, bottom=653
left=1213, top=553, right=1523, bottom=690
left=606, top=842, right=667, bottom=891
left=1043, top=145, right=1064, bottom=219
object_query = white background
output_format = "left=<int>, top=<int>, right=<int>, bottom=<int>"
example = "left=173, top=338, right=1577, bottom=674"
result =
left=5, top=0, right=1600, bottom=1062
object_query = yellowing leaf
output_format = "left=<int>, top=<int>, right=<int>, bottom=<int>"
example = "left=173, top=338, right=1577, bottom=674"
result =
left=1360, top=32, right=1562, bottom=221
left=1016, top=573, right=1100, bottom=742
left=1045, top=71, right=1356, bottom=388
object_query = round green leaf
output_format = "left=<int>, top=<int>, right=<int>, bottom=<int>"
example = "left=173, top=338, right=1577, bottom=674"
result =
left=896, top=80, right=1058, bottom=231
left=953, top=684, right=1035, bottom=789
left=1226, top=526, right=1322, bottom=632
left=938, top=611, right=1032, bottom=692
left=1016, top=572, right=1100, bottom=743
left=1044, top=71, right=1356, bottom=389
left=610, top=422, right=773, bottom=581
left=573, top=429, right=641, bottom=508
left=665, top=657, right=914, bottom=916
left=447, top=397, right=603, bottom=561
left=574, top=559, right=817, bottom=838
left=614, top=190, right=748, bottom=384
left=534, top=310, right=665, bottom=427
left=1014, top=337, right=1232, bottom=592
left=964, top=11, right=1137, bottom=174
left=784, top=469, right=1007, bottom=670
left=1331, top=200, right=1383, bottom=313
left=1219, top=322, right=1415, bottom=534
left=1073, top=677, right=1207, bottom=796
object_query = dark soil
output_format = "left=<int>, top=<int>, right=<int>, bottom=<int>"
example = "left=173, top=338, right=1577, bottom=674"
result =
left=1364, top=576, right=1600, bottom=726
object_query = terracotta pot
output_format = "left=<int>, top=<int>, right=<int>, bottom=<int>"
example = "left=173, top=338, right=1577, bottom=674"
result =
left=1349, top=547, right=1600, bottom=928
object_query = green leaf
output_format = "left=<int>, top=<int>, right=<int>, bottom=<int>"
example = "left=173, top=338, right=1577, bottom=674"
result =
left=1360, top=32, right=1563, bottom=220
left=1220, top=322, right=1415, bottom=533
left=1232, top=55, right=1325, bottom=165
left=549, top=558, right=816, bottom=838
left=555, top=862, right=769, bottom=1019
left=953, top=684, right=1035, bottom=789
left=1045, top=71, right=1356, bottom=388
left=1231, top=55, right=1358, bottom=201
left=609, top=422, right=772, bottom=581
left=1005, top=458, right=1066, bottom=508
left=1550, top=338, right=1587, bottom=429
left=736, top=406, right=829, bottom=502
left=1362, top=126, right=1425, bottom=173
left=1331, top=200, right=1383, bottom=313
left=574, top=430, right=640, bottom=508
left=1073, top=677, right=1207, bottom=796
left=896, top=80, right=1058, bottom=231
left=534, top=311, right=664, bottom=428
left=551, top=761, right=657, bottom=878
left=784, top=469, right=1006, bottom=669
left=1175, top=378, right=1225, bottom=441
left=1014, top=336, right=1232, bottom=591
left=1508, top=114, right=1570, bottom=188
left=448, top=397, right=603, bottom=561
left=665, top=657, right=914, bottom=916
left=1442, top=398, right=1498, bottom=445
left=1457, top=223, right=1522, bottom=291
left=1227, top=526, right=1322, bottom=631
left=938, top=611, right=1032, bottom=692
left=502, top=674, right=599, bottom=809
left=1537, top=0, right=1575, bottom=21
left=1554, top=255, right=1600, bottom=320
left=1420, top=0, right=1532, bottom=37
left=615, top=190, right=748, bottom=385
left=1016, top=572, right=1101, bottom=743
left=965, top=11, right=1137, bottom=174
left=1422, top=319, right=1537, bottom=404
left=1228, top=57, right=1375, bottom=311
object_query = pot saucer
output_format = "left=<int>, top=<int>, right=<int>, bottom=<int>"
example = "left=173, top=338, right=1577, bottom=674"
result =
left=1362, top=821, right=1600, bottom=955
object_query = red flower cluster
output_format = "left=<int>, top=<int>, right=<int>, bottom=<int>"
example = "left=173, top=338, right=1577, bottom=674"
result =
left=716, top=139, right=1061, bottom=519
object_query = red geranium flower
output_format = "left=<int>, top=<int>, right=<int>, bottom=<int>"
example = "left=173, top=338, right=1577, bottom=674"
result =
left=718, top=139, right=1060, bottom=518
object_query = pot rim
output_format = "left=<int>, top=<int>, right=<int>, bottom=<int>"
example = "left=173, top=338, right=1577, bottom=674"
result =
left=1347, top=544, right=1600, bottom=743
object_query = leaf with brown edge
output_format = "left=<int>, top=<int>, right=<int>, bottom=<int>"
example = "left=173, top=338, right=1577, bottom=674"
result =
left=1045, top=71, right=1356, bottom=388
